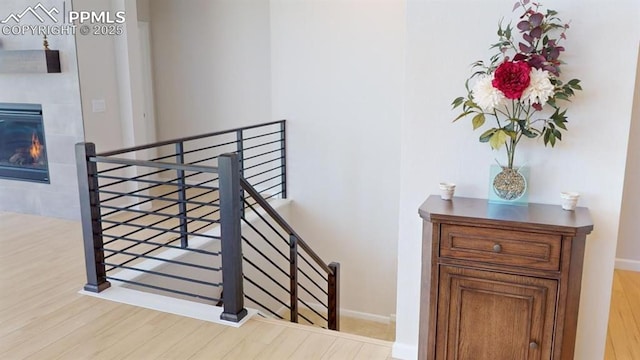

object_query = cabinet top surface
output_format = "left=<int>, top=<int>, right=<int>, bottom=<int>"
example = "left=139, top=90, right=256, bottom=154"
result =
left=419, top=195, right=593, bottom=234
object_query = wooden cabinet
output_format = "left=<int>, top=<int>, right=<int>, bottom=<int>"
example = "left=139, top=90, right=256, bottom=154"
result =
left=418, top=196, right=593, bottom=360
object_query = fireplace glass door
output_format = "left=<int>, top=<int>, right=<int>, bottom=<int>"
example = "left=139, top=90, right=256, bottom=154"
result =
left=0, top=103, right=49, bottom=183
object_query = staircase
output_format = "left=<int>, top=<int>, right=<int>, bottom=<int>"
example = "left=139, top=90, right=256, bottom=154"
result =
left=76, top=120, right=340, bottom=330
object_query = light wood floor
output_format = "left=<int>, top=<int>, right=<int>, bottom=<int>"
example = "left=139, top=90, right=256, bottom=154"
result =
left=605, top=269, right=640, bottom=359
left=0, top=212, right=393, bottom=360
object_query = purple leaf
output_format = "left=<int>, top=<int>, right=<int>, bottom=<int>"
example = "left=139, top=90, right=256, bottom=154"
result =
left=532, top=103, right=543, bottom=111
left=527, top=55, right=545, bottom=69
left=513, top=53, right=527, bottom=61
left=530, top=26, right=542, bottom=39
left=513, top=1, right=520, bottom=11
left=560, top=33, right=567, bottom=40
left=523, top=33, right=534, bottom=43
left=523, top=0, right=530, bottom=4
left=529, top=13, right=544, bottom=27
left=519, top=42, right=533, bottom=53
left=517, top=20, right=530, bottom=31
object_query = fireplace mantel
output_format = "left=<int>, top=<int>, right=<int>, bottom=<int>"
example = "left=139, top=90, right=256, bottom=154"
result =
left=0, top=50, right=61, bottom=74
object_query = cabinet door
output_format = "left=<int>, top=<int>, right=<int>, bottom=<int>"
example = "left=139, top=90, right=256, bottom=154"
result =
left=435, top=266, right=557, bottom=360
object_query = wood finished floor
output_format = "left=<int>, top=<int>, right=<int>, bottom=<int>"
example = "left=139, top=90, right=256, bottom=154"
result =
left=605, top=269, right=640, bottom=360
left=0, top=211, right=393, bottom=360
left=2, top=211, right=639, bottom=359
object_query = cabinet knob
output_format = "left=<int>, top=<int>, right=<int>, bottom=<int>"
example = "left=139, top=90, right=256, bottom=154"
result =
left=493, top=244, right=502, bottom=253
left=529, top=341, right=539, bottom=350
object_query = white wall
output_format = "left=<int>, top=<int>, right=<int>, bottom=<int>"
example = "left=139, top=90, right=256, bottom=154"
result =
left=149, top=0, right=272, bottom=140
left=270, top=0, right=405, bottom=319
left=395, top=0, right=639, bottom=358
left=0, top=0, right=85, bottom=220
left=616, top=49, right=640, bottom=271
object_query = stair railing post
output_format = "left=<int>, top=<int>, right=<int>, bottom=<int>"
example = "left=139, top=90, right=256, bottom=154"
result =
left=328, top=262, right=340, bottom=330
left=279, top=120, right=287, bottom=199
left=76, top=142, right=111, bottom=293
left=236, top=129, right=245, bottom=217
left=290, top=235, right=299, bottom=323
left=219, top=153, right=248, bottom=322
left=175, top=141, right=189, bottom=248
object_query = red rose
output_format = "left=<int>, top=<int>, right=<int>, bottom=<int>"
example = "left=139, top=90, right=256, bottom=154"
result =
left=492, top=61, right=531, bottom=99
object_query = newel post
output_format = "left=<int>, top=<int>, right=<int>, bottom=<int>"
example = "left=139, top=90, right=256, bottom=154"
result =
left=75, top=142, right=110, bottom=293
left=219, top=153, right=248, bottom=322
left=328, top=262, right=340, bottom=330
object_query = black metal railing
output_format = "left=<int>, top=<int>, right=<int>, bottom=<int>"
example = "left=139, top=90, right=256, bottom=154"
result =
left=76, top=120, right=339, bottom=329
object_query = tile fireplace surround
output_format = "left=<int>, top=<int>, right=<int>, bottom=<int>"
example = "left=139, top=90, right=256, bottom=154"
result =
left=0, top=6, right=85, bottom=219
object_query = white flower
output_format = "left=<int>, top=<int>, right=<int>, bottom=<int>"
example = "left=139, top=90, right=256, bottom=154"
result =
left=472, top=74, right=506, bottom=111
left=523, top=68, right=554, bottom=106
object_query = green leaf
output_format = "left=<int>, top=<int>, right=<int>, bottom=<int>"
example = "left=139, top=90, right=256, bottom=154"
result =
left=479, top=128, right=497, bottom=143
left=472, top=113, right=486, bottom=130
left=453, top=111, right=473, bottom=122
left=489, top=130, right=508, bottom=150
left=451, top=97, right=465, bottom=109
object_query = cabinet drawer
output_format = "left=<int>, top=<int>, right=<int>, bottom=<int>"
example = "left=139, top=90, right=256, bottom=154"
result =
left=440, top=224, right=561, bottom=271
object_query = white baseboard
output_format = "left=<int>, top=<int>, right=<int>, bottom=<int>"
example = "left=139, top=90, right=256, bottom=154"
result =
left=272, top=301, right=394, bottom=324
left=80, top=286, right=257, bottom=328
left=392, top=342, right=418, bottom=360
left=615, top=258, right=640, bottom=272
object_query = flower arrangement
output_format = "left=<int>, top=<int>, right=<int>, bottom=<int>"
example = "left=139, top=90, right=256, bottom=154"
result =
left=452, top=0, right=582, bottom=170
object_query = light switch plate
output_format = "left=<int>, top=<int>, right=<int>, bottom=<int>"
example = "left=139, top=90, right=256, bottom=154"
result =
left=92, top=99, right=106, bottom=113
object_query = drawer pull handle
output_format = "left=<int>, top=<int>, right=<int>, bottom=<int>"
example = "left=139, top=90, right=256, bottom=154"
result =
left=529, top=341, right=539, bottom=350
left=493, top=244, right=502, bottom=253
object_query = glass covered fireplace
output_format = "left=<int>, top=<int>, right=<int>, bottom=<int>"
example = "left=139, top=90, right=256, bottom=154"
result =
left=0, top=103, right=49, bottom=183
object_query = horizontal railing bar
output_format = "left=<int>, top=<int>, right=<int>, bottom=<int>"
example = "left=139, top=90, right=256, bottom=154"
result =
left=250, top=174, right=284, bottom=189
left=241, top=218, right=289, bottom=260
left=101, top=219, right=219, bottom=239
left=298, top=251, right=328, bottom=281
left=92, top=156, right=219, bottom=174
left=104, top=235, right=183, bottom=270
left=241, top=236, right=289, bottom=278
left=99, top=204, right=220, bottom=224
left=243, top=166, right=283, bottom=181
left=296, top=308, right=318, bottom=327
left=297, top=266, right=329, bottom=296
left=103, top=248, right=222, bottom=272
left=96, top=166, right=169, bottom=184
left=242, top=129, right=283, bottom=142
left=242, top=200, right=288, bottom=245
left=97, top=120, right=285, bottom=157
left=106, top=276, right=221, bottom=303
left=242, top=139, right=283, bottom=152
left=188, top=220, right=219, bottom=235
left=178, top=139, right=239, bottom=157
left=298, top=281, right=328, bottom=310
left=256, top=182, right=284, bottom=195
left=241, top=178, right=333, bottom=275
left=97, top=174, right=219, bottom=192
left=242, top=191, right=283, bottom=210
left=243, top=148, right=282, bottom=161
left=101, top=233, right=221, bottom=256
left=244, top=294, right=285, bottom=320
left=243, top=275, right=290, bottom=310
left=298, top=297, right=329, bottom=323
left=104, top=262, right=222, bottom=287
left=98, top=189, right=218, bottom=208
left=102, top=187, right=193, bottom=224
left=243, top=156, right=284, bottom=171
left=243, top=256, right=290, bottom=295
